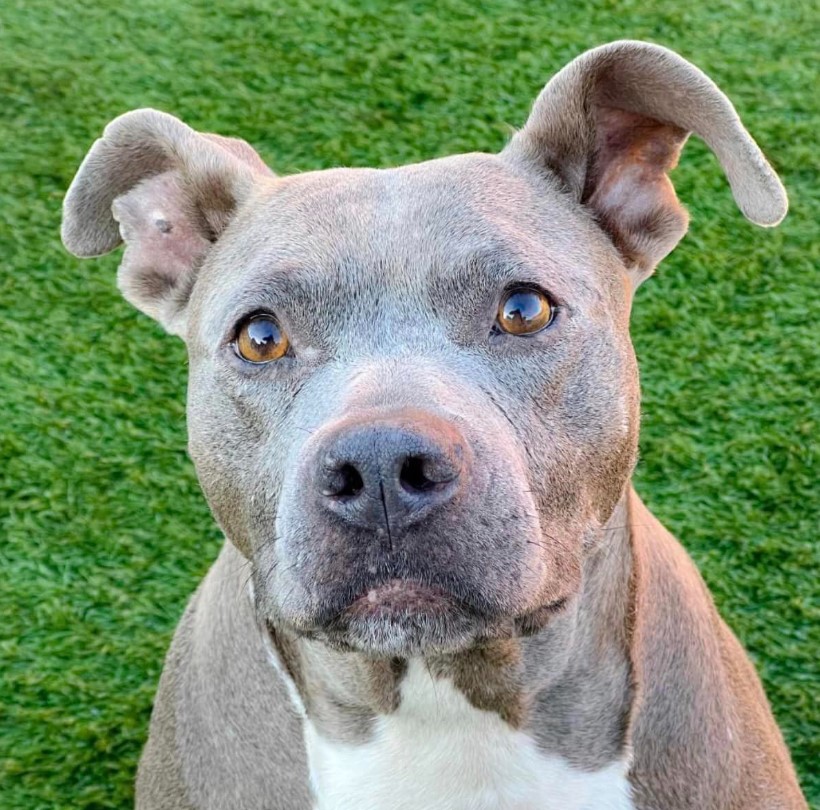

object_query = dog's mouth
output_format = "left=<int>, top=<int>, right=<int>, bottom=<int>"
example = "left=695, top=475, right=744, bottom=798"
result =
left=270, top=577, right=569, bottom=657
left=307, top=578, right=480, bottom=656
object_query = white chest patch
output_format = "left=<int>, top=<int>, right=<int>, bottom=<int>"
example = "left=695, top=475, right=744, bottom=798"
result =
left=306, top=659, right=634, bottom=810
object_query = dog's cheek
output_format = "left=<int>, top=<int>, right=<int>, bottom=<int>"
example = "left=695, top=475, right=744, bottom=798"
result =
left=186, top=369, right=287, bottom=559
left=523, top=328, right=639, bottom=531
left=560, top=333, right=640, bottom=525
left=187, top=420, right=258, bottom=559
left=594, top=336, right=641, bottom=523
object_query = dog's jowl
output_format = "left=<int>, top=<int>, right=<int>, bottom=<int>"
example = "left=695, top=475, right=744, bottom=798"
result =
left=62, top=41, right=807, bottom=810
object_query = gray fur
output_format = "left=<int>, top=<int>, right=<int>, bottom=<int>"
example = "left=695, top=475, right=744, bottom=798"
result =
left=61, top=41, right=805, bottom=809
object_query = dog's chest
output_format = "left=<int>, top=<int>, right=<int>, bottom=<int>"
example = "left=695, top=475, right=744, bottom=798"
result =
left=305, top=660, right=634, bottom=810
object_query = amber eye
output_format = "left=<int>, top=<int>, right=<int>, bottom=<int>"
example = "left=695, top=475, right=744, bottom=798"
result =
left=497, top=288, right=554, bottom=335
left=235, top=315, right=290, bottom=363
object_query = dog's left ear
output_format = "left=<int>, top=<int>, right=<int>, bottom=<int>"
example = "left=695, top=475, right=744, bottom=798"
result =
left=503, top=40, right=787, bottom=285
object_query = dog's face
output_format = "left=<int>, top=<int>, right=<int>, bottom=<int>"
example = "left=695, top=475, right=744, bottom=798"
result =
left=185, top=155, right=639, bottom=655
left=62, top=41, right=786, bottom=657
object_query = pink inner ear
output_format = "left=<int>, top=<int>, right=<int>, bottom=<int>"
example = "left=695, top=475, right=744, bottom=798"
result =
left=585, top=107, right=690, bottom=277
left=111, top=171, right=212, bottom=321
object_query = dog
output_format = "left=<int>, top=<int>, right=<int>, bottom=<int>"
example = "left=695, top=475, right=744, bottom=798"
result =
left=62, top=40, right=807, bottom=809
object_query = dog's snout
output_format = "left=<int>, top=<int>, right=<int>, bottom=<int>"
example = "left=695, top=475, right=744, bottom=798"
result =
left=314, top=415, right=468, bottom=533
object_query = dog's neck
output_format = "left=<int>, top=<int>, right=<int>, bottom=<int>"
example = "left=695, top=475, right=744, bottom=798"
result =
left=265, top=491, right=637, bottom=766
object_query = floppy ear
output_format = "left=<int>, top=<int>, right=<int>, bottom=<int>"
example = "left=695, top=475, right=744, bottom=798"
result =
left=503, top=41, right=787, bottom=285
left=61, top=109, right=274, bottom=335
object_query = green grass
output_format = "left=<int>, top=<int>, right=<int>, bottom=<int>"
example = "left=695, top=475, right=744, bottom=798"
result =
left=0, top=0, right=817, bottom=806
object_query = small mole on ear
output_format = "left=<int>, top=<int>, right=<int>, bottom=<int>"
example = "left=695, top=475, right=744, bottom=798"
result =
left=154, top=218, right=172, bottom=233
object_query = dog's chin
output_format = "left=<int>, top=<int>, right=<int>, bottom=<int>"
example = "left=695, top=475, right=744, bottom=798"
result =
left=290, top=580, right=493, bottom=657
left=323, top=611, right=484, bottom=657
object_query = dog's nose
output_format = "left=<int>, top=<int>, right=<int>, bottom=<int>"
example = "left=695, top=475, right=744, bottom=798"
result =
left=314, top=416, right=467, bottom=534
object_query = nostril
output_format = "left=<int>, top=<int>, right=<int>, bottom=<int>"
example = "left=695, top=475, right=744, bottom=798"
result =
left=400, top=456, right=440, bottom=494
left=322, top=463, right=364, bottom=499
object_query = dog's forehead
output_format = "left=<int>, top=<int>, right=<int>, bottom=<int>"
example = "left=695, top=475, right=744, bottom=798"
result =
left=251, top=152, right=612, bottom=266
left=196, top=152, right=625, bottom=334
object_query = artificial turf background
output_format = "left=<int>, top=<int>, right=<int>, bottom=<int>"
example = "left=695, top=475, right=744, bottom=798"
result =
left=1, top=0, right=817, bottom=807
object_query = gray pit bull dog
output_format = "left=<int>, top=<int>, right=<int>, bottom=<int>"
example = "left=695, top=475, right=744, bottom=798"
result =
left=62, top=41, right=807, bottom=810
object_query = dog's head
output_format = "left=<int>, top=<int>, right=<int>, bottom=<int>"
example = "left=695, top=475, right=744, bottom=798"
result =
left=62, top=42, right=785, bottom=657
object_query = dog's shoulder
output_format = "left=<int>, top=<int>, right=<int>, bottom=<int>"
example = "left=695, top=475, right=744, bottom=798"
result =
left=136, top=542, right=312, bottom=810
left=627, top=490, right=807, bottom=809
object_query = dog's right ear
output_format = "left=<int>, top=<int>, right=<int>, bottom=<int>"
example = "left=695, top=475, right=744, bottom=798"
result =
left=61, top=109, right=274, bottom=336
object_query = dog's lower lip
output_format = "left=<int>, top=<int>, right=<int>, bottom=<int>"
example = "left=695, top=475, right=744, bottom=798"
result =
left=345, top=579, right=454, bottom=617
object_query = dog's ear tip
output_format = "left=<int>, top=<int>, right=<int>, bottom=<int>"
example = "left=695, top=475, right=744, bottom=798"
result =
left=60, top=218, right=119, bottom=258
left=61, top=174, right=120, bottom=258
left=60, top=203, right=90, bottom=257
left=587, top=40, right=791, bottom=229
left=749, top=203, right=788, bottom=229
left=59, top=110, right=181, bottom=259
left=735, top=172, right=788, bottom=227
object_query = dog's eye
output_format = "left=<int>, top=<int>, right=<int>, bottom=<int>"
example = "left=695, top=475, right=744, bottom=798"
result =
left=235, top=315, right=290, bottom=363
left=497, top=288, right=554, bottom=335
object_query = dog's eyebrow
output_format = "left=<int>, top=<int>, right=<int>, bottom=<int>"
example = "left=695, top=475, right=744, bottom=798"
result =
left=209, top=268, right=321, bottom=327
left=435, top=246, right=582, bottom=301
left=205, top=254, right=388, bottom=341
left=456, top=249, right=542, bottom=283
